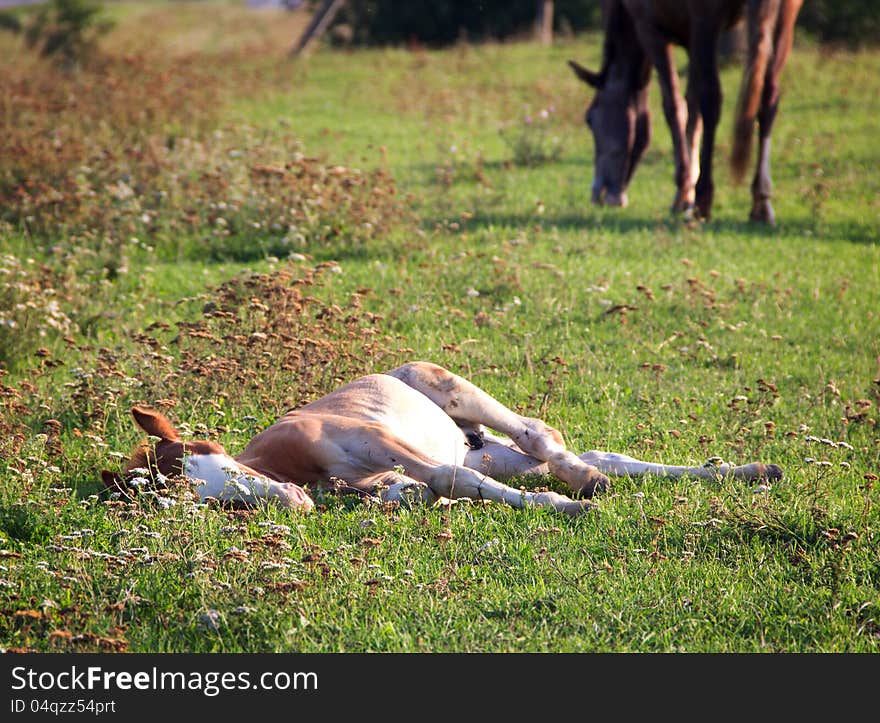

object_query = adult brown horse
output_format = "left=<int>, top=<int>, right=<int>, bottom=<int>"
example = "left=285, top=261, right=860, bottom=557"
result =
left=569, top=0, right=802, bottom=223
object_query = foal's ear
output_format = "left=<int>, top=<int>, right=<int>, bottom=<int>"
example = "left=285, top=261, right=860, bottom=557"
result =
left=131, top=406, right=181, bottom=442
left=568, top=59, right=603, bottom=88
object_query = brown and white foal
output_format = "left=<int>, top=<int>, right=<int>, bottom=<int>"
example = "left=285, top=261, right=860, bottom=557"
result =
left=103, top=362, right=782, bottom=517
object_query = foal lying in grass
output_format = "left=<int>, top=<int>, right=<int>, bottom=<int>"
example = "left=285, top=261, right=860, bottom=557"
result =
left=103, top=362, right=782, bottom=516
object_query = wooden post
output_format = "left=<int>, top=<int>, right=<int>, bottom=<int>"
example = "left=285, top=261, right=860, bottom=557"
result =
left=292, top=0, right=347, bottom=57
left=536, top=0, right=554, bottom=45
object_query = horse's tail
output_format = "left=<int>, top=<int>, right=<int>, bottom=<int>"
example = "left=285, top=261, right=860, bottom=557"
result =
left=731, top=0, right=782, bottom=183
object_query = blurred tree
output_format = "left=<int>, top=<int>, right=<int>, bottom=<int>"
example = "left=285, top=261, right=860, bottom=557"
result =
left=321, top=0, right=602, bottom=46
left=308, top=0, right=879, bottom=48
left=23, top=0, right=114, bottom=69
left=0, top=10, right=23, bottom=34
left=536, top=0, right=554, bottom=45
left=797, top=0, right=880, bottom=48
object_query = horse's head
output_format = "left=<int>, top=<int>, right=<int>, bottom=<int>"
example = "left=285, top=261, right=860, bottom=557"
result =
left=569, top=58, right=652, bottom=209
left=101, top=406, right=313, bottom=511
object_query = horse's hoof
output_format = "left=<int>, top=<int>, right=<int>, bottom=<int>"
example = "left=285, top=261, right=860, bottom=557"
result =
left=749, top=201, right=776, bottom=225
left=695, top=200, right=712, bottom=221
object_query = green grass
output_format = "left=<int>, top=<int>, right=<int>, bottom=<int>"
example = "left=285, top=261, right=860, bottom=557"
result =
left=0, top=4, right=878, bottom=652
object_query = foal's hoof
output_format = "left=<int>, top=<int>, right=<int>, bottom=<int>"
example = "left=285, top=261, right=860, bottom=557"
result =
left=571, top=469, right=611, bottom=499
left=563, top=499, right=596, bottom=517
left=761, top=464, right=784, bottom=481
left=534, top=492, right=595, bottom=517
left=278, top=483, right=315, bottom=512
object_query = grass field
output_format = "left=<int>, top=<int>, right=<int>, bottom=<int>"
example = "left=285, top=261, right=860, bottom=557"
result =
left=0, top=2, right=879, bottom=653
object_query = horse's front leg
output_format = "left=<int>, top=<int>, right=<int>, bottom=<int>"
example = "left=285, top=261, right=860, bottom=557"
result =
left=684, top=91, right=703, bottom=221
left=345, top=470, right=439, bottom=507
left=642, top=39, right=693, bottom=214
left=426, top=464, right=591, bottom=517
left=690, top=26, right=723, bottom=220
left=302, top=413, right=591, bottom=517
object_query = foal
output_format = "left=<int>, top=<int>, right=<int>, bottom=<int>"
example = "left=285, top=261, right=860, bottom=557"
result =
left=103, top=362, right=782, bottom=516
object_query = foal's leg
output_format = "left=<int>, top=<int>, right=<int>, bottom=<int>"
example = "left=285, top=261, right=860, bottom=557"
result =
left=578, top=450, right=783, bottom=482
left=465, top=438, right=548, bottom=480
left=466, top=438, right=782, bottom=484
left=345, top=470, right=439, bottom=506
left=386, top=362, right=610, bottom=497
left=421, top=464, right=589, bottom=516
left=302, top=418, right=589, bottom=516
left=345, top=456, right=589, bottom=517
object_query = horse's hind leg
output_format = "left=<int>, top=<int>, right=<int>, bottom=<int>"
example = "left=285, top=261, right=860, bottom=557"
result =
left=579, top=450, right=783, bottom=482
left=425, top=463, right=590, bottom=516
left=749, top=118, right=775, bottom=223
left=750, top=0, right=802, bottom=224
left=466, top=438, right=783, bottom=485
left=386, top=362, right=609, bottom=497
left=638, top=38, right=692, bottom=214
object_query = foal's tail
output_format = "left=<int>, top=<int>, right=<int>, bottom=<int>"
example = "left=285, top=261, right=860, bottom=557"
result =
left=731, top=0, right=782, bottom=183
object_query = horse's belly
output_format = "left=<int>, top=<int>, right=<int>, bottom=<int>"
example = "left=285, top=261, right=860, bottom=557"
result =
left=379, top=411, right=467, bottom=466
left=299, top=374, right=468, bottom=466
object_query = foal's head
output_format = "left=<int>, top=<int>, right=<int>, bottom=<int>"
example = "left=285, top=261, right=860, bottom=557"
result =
left=101, top=406, right=313, bottom=510
left=101, top=406, right=223, bottom=488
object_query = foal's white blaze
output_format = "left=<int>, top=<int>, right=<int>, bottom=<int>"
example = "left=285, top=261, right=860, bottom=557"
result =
left=184, top=453, right=277, bottom=504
